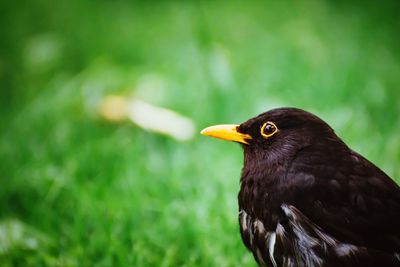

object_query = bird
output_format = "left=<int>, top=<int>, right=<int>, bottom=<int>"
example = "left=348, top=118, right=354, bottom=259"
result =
left=200, top=107, right=400, bottom=267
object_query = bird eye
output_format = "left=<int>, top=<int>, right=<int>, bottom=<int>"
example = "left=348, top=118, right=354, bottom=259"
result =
left=260, top=122, right=278, bottom=138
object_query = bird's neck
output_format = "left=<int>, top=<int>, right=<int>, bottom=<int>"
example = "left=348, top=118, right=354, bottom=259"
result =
left=239, top=149, right=292, bottom=229
left=241, top=144, right=298, bottom=183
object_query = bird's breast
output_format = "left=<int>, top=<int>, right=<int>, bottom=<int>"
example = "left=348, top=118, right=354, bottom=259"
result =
left=239, top=171, right=287, bottom=229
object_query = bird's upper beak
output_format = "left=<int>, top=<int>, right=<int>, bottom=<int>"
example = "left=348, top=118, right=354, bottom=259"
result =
left=200, top=124, right=252, bottom=145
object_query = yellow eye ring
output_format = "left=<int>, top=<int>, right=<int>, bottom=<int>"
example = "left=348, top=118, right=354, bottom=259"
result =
left=260, top=121, right=278, bottom=138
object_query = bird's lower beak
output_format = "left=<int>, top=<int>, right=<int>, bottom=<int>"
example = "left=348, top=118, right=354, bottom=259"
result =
left=200, top=124, right=252, bottom=145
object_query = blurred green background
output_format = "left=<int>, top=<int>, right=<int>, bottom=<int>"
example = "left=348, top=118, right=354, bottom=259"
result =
left=1, top=0, right=400, bottom=266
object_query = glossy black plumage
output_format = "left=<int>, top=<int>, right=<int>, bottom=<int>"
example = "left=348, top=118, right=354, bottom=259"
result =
left=204, top=108, right=400, bottom=267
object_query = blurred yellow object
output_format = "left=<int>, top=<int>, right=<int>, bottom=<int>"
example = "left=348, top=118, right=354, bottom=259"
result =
left=99, top=96, right=129, bottom=122
left=99, top=95, right=195, bottom=141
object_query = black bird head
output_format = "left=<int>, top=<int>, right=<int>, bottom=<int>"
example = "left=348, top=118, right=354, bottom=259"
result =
left=201, top=108, right=345, bottom=166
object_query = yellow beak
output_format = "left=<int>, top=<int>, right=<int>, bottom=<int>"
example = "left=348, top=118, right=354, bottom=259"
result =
left=200, top=124, right=252, bottom=145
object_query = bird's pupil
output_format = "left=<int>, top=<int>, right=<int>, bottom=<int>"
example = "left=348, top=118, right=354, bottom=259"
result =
left=265, top=124, right=274, bottom=133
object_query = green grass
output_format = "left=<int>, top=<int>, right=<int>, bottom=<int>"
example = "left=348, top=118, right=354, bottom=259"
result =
left=1, top=0, right=400, bottom=266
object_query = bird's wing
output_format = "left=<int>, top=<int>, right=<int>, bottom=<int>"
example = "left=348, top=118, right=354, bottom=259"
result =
left=240, top=202, right=400, bottom=267
left=287, top=150, right=400, bottom=254
left=277, top=204, right=400, bottom=267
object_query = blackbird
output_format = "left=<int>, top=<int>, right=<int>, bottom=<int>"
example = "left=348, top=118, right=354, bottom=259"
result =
left=201, top=108, right=400, bottom=267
